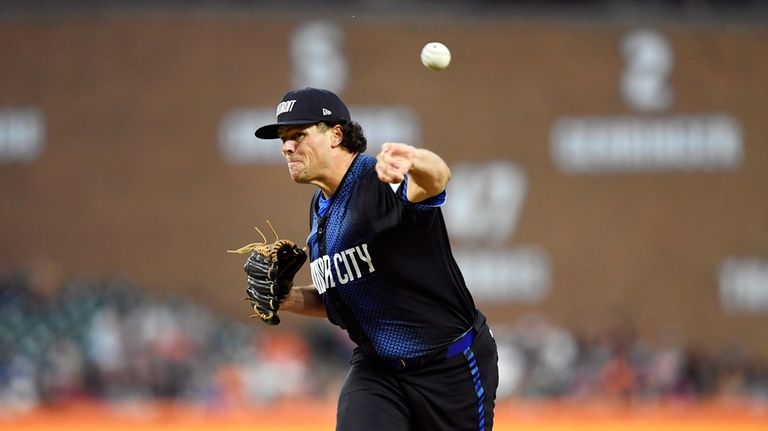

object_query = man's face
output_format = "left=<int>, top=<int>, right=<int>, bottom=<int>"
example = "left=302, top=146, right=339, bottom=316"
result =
left=278, top=123, right=333, bottom=184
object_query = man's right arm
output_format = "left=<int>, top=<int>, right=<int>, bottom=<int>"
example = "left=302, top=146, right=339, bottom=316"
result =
left=282, top=285, right=327, bottom=318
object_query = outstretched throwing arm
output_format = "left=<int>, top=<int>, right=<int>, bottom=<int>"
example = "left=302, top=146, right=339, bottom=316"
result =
left=375, top=142, right=451, bottom=203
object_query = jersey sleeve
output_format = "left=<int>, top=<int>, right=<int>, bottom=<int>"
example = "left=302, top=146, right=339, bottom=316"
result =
left=362, top=167, right=445, bottom=235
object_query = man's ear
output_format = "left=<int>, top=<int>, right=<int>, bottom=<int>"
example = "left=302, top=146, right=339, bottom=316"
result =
left=329, top=124, right=344, bottom=148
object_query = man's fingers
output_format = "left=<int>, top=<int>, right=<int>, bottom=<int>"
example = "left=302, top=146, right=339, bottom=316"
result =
left=376, top=162, right=404, bottom=184
left=382, top=142, right=414, bottom=158
left=377, top=143, right=413, bottom=184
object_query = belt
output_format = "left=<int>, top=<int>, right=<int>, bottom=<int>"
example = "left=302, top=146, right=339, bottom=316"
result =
left=383, top=328, right=477, bottom=371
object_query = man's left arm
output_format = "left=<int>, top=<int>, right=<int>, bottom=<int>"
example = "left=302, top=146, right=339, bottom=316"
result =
left=375, top=142, right=451, bottom=203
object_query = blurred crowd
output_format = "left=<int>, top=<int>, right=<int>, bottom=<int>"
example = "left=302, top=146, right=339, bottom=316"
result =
left=493, top=313, right=768, bottom=403
left=0, top=258, right=352, bottom=415
left=1, top=258, right=767, bottom=416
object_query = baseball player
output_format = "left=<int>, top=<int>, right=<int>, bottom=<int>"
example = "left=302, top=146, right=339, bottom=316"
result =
left=249, top=87, right=498, bottom=430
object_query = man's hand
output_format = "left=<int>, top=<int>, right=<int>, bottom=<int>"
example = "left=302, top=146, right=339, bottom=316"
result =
left=376, top=142, right=416, bottom=184
left=375, top=143, right=451, bottom=203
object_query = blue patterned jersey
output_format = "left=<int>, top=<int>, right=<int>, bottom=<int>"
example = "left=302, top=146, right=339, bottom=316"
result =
left=307, top=154, right=477, bottom=360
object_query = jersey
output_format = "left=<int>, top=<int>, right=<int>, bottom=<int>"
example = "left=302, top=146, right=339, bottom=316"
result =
left=307, top=154, right=477, bottom=361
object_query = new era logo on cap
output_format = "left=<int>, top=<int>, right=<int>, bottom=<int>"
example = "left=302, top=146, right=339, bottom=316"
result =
left=255, top=87, right=351, bottom=139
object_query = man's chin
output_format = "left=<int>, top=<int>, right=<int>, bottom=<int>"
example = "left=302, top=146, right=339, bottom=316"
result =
left=288, top=172, right=308, bottom=184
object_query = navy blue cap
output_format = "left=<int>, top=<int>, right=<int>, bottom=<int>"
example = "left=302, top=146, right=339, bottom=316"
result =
left=255, top=87, right=351, bottom=139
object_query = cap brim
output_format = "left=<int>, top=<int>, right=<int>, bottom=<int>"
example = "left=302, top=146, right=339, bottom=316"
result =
left=254, top=119, right=319, bottom=139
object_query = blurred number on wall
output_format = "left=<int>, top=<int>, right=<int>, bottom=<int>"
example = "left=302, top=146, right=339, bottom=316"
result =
left=551, top=28, right=743, bottom=173
left=0, top=107, right=45, bottom=164
left=445, top=162, right=527, bottom=244
left=291, top=21, right=348, bottom=93
left=719, top=258, right=768, bottom=314
left=621, top=29, right=674, bottom=112
left=445, top=162, right=551, bottom=303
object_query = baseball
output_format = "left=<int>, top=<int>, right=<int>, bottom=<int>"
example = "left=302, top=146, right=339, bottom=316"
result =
left=420, top=42, right=451, bottom=71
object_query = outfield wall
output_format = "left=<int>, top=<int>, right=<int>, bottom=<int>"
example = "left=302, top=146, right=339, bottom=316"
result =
left=1, top=15, right=767, bottom=358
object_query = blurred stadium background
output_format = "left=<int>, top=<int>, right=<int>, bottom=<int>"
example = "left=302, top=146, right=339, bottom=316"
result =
left=1, top=0, right=767, bottom=429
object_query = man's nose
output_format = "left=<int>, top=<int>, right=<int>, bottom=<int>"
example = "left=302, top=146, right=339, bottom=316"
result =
left=282, top=140, right=295, bottom=153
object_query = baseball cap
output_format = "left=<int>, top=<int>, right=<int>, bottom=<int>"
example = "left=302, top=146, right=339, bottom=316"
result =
left=254, top=87, right=351, bottom=139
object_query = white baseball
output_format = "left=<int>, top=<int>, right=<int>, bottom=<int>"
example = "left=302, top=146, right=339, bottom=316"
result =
left=420, top=42, right=451, bottom=71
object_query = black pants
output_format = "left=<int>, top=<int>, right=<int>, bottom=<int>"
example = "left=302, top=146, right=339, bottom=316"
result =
left=336, top=323, right=498, bottom=431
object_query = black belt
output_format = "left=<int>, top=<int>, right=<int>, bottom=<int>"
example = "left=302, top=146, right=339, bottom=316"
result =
left=382, top=327, right=477, bottom=371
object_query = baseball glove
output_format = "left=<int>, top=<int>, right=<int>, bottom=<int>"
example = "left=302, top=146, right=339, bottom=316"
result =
left=228, top=221, right=307, bottom=325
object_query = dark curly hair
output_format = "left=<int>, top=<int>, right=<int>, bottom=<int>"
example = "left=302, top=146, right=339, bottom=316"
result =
left=320, top=121, right=367, bottom=154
